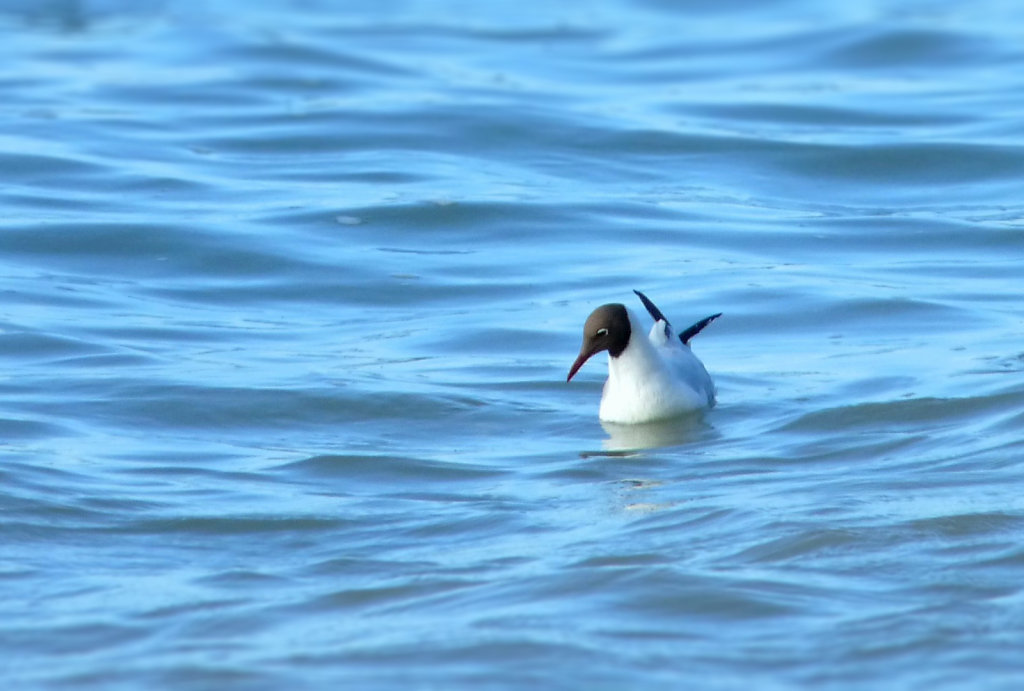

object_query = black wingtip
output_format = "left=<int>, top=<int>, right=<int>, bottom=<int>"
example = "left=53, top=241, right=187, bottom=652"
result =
left=633, top=290, right=669, bottom=326
left=679, top=313, right=722, bottom=345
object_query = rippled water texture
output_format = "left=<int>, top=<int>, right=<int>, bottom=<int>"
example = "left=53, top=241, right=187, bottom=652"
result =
left=4, top=0, right=1024, bottom=688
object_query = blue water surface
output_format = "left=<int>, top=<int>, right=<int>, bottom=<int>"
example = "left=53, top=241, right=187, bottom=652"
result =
left=3, top=0, right=1024, bottom=688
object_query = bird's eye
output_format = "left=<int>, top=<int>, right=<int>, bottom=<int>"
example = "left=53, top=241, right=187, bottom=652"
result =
left=596, top=328, right=609, bottom=337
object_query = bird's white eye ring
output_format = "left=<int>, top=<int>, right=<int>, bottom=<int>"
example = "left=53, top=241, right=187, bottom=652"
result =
left=596, top=328, right=609, bottom=337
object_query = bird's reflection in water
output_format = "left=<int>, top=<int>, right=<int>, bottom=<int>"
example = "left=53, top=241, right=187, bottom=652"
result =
left=574, top=416, right=713, bottom=513
left=593, top=413, right=710, bottom=454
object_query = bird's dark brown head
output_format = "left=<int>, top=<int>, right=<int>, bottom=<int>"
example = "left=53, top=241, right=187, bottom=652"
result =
left=566, top=303, right=631, bottom=382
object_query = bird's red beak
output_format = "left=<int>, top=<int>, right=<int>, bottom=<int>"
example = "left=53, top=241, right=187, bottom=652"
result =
left=566, top=351, right=593, bottom=382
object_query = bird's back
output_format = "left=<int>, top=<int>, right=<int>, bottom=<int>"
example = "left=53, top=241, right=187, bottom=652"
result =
left=647, top=319, right=715, bottom=408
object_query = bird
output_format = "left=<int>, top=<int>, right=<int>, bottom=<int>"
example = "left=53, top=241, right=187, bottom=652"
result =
left=567, top=290, right=721, bottom=424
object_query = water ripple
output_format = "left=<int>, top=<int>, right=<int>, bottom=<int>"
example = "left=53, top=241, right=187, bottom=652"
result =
left=4, top=1, right=1024, bottom=688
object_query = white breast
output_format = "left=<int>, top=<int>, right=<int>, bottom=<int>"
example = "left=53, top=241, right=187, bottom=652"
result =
left=597, top=310, right=715, bottom=424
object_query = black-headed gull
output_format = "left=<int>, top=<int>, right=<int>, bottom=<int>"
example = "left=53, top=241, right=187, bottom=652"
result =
left=567, top=290, right=721, bottom=424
